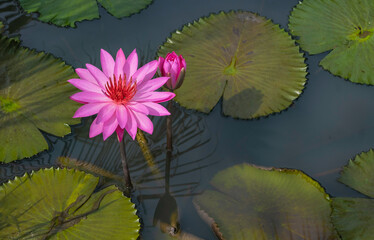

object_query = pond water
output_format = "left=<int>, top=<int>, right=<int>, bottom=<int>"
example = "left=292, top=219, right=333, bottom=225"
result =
left=1, top=0, right=374, bottom=239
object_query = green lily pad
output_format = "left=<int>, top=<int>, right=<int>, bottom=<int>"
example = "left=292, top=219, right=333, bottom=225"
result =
left=0, top=36, right=80, bottom=163
left=289, top=0, right=374, bottom=84
left=332, top=149, right=374, bottom=239
left=194, top=164, right=338, bottom=239
left=0, top=168, right=140, bottom=239
left=18, top=0, right=152, bottom=27
left=97, top=0, right=152, bottom=18
left=0, top=22, right=3, bottom=32
left=158, top=11, right=307, bottom=119
left=333, top=198, right=374, bottom=240
left=338, top=149, right=374, bottom=197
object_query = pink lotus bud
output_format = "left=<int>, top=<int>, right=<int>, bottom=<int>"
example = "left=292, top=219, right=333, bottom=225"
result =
left=158, top=52, right=186, bottom=90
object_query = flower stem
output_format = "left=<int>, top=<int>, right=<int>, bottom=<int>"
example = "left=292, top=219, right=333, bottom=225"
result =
left=165, top=98, right=173, bottom=193
left=166, top=99, right=173, bottom=154
left=119, top=138, right=133, bottom=191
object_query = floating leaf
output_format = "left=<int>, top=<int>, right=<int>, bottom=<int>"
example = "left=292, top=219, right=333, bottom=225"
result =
left=194, top=164, right=338, bottom=239
left=18, top=0, right=152, bottom=27
left=332, top=149, right=374, bottom=239
left=0, top=168, right=140, bottom=239
left=333, top=198, right=374, bottom=240
left=0, top=36, right=80, bottom=163
left=338, top=149, right=374, bottom=198
left=97, top=0, right=152, bottom=18
left=158, top=11, right=307, bottom=119
left=289, top=0, right=374, bottom=84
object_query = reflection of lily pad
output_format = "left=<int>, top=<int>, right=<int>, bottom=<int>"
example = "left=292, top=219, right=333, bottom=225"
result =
left=289, top=0, right=374, bottom=84
left=158, top=11, right=307, bottom=119
left=0, top=36, right=80, bottom=163
left=332, top=149, right=374, bottom=239
left=0, top=1, right=33, bottom=40
left=18, top=0, right=152, bottom=27
left=0, top=168, right=140, bottom=239
left=194, top=164, right=338, bottom=239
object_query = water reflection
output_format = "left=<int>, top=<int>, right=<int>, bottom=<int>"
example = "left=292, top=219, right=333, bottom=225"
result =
left=153, top=151, right=180, bottom=236
left=0, top=100, right=215, bottom=239
left=0, top=0, right=35, bottom=39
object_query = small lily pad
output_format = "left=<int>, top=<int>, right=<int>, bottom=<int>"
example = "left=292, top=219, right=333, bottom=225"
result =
left=0, top=168, right=140, bottom=239
left=0, top=36, right=80, bottom=163
left=332, top=149, right=374, bottom=239
left=158, top=11, right=307, bottom=119
left=97, top=0, right=152, bottom=18
left=338, top=149, right=374, bottom=197
left=289, top=0, right=374, bottom=84
left=18, top=0, right=152, bottom=27
left=194, top=164, right=338, bottom=239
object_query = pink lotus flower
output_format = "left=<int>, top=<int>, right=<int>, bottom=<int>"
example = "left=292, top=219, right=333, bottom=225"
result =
left=68, top=48, right=175, bottom=141
left=158, top=52, right=186, bottom=90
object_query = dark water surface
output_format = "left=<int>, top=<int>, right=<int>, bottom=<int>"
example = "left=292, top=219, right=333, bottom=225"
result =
left=2, top=0, right=374, bottom=239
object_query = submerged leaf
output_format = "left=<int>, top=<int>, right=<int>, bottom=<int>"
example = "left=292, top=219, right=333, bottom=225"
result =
left=194, top=164, right=338, bottom=240
left=0, top=168, right=140, bottom=239
left=332, top=149, right=374, bottom=239
left=158, top=11, right=307, bottom=119
left=18, top=0, right=152, bottom=27
left=0, top=36, right=80, bottom=163
left=289, top=0, right=374, bottom=84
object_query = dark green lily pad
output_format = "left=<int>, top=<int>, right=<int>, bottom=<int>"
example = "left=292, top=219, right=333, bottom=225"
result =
left=0, top=36, right=80, bottom=163
left=289, top=0, right=374, bottom=84
left=194, top=164, right=338, bottom=240
left=18, top=0, right=152, bottom=27
left=158, top=11, right=307, bottom=119
left=0, top=168, right=140, bottom=239
left=97, top=0, right=152, bottom=18
left=332, top=149, right=374, bottom=239
left=333, top=198, right=374, bottom=240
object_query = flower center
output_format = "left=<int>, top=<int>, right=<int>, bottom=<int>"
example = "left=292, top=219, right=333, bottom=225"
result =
left=103, top=74, right=137, bottom=104
left=348, top=26, right=374, bottom=43
left=0, top=96, right=21, bottom=113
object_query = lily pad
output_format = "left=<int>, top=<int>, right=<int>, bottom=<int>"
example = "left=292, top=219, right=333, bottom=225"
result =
left=338, top=149, right=374, bottom=197
left=158, top=11, right=307, bottom=119
left=0, top=36, right=80, bottom=163
left=18, top=0, right=152, bottom=27
left=194, top=163, right=338, bottom=239
left=0, top=168, right=140, bottom=239
left=332, top=149, right=374, bottom=239
left=289, top=0, right=374, bottom=84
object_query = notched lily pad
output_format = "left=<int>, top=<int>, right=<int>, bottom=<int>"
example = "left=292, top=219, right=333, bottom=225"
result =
left=289, top=0, right=374, bottom=84
left=18, top=0, right=153, bottom=27
left=332, top=149, right=374, bottom=239
left=0, top=168, right=140, bottom=239
left=158, top=11, right=307, bottom=119
left=0, top=36, right=80, bottom=163
left=194, top=163, right=338, bottom=240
